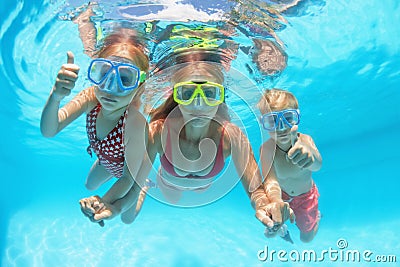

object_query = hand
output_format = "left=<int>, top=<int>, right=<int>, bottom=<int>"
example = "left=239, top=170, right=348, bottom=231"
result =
left=286, top=125, right=315, bottom=169
left=264, top=224, right=280, bottom=238
left=256, top=201, right=295, bottom=229
left=52, top=51, right=80, bottom=101
left=79, top=195, right=116, bottom=227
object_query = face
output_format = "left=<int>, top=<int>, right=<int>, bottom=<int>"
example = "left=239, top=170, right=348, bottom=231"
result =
left=93, top=56, right=139, bottom=111
left=94, top=86, right=135, bottom=111
left=264, top=104, right=299, bottom=145
left=176, top=74, right=222, bottom=127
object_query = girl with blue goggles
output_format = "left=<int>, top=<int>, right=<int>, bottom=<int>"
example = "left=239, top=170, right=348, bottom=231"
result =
left=88, top=58, right=146, bottom=96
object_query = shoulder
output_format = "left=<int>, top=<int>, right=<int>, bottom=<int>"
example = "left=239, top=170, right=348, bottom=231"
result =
left=222, top=121, right=244, bottom=139
left=148, top=119, right=165, bottom=145
left=124, top=108, right=148, bottom=140
left=149, top=119, right=165, bottom=133
left=220, top=121, right=251, bottom=154
left=126, top=104, right=147, bottom=126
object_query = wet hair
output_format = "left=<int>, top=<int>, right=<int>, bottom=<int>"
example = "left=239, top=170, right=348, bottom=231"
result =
left=152, top=48, right=233, bottom=75
left=150, top=62, right=230, bottom=122
left=257, top=88, right=299, bottom=114
left=95, top=28, right=149, bottom=72
left=171, top=61, right=224, bottom=84
left=252, top=39, right=287, bottom=76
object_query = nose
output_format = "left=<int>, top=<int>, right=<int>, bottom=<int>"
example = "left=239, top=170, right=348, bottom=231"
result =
left=103, top=71, right=118, bottom=89
left=277, top=117, right=286, bottom=130
left=193, top=95, right=204, bottom=107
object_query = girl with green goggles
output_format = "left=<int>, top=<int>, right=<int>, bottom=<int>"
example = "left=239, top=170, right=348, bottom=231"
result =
left=173, top=80, right=225, bottom=106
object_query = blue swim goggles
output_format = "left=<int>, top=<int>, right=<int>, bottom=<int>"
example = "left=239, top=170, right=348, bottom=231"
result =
left=87, top=58, right=146, bottom=96
left=260, top=109, right=300, bottom=131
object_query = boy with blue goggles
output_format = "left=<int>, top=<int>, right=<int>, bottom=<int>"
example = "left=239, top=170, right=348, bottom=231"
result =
left=257, top=89, right=322, bottom=244
left=88, top=58, right=146, bottom=96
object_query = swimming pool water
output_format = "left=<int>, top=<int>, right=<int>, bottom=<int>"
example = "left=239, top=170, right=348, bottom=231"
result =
left=1, top=0, right=400, bottom=266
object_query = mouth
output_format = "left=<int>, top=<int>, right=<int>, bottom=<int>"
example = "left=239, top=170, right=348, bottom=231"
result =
left=189, top=113, right=210, bottom=118
left=101, top=97, right=117, bottom=103
left=276, top=131, right=290, bottom=137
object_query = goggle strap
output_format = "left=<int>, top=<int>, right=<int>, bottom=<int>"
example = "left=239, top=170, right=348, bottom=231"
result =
left=139, top=71, right=147, bottom=83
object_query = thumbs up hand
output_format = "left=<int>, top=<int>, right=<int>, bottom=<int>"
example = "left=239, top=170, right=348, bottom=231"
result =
left=52, top=51, right=80, bottom=101
left=286, top=125, right=315, bottom=169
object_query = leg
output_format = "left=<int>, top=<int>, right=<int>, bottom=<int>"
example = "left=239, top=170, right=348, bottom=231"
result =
left=72, top=2, right=97, bottom=58
left=300, top=211, right=320, bottom=243
left=294, top=185, right=320, bottom=243
left=86, top=160, right=113, bottom=190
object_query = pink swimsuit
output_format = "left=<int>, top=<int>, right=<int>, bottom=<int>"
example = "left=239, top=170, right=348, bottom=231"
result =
left=86, top=104, right=127, bottom=178
left=160, top=123, right=226, bottom=179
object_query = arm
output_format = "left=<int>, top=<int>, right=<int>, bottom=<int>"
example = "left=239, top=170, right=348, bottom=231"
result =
left=260, top=140, right=295, bottom=226
left=88, top=180, right=149, bottom=225
left=84, top=109, right=151, bottom=218
left=102, top=165, right=135, bottom=205
left=116, top=181, right=149, bottom=224
left=101, top=113, right=158, bottom=207
left=40, top=52, right=95, bottom=137
left=225, top=123, right=279, bottom=227
left=79, top=120, right=162, bottom=223
left=287, top=126, right=322, bottom=171
left=260, top=140, right=282, bottom=203
left=300, top=134, right=322, bottom=171
left=104, top=119, right=163, bottom=210
left=79, top=158, right=151, bottom=225
left=124, top=105, right=149, bottom=188
left=105, top=108, right=168, bottom=200
left=108, top=150, right=154, bottom=219
left=225, top=123, right=265, bottom=204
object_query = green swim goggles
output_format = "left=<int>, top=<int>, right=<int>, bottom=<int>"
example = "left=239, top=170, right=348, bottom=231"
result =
left=173, top=81, right=225, bottom=106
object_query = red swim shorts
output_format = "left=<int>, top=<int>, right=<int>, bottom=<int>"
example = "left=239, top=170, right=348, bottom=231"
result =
left=282, top=183, right=320, bottom=233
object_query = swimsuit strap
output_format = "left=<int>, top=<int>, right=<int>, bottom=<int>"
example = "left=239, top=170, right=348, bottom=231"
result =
left=160, top=120, right=178, bottom=176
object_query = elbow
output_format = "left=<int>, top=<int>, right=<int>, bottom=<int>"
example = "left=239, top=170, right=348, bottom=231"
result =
left=41, top=131, right=56, bottom=138
left=40, top=124, right=58, bottom=138
left=309, top=159, right=322, bottom=172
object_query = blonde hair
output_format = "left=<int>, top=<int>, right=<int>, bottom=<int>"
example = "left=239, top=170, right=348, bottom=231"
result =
left=171, top=61, right=224, bottom=84
left=95, top=28, right=149, bottom=72
left=257, top=88, right=299, bottom=114
left=92, top=28, right=150, bottom=105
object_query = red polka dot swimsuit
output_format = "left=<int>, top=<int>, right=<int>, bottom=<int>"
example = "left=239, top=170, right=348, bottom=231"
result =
left=86, top=104, right=128, bottom=178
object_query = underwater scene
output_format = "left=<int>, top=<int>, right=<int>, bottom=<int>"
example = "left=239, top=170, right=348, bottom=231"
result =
left=1, top=0, right=399, bottom=266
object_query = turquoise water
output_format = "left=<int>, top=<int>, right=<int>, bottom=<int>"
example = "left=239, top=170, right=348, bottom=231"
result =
left=1, top=0, right=400, bottom=266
